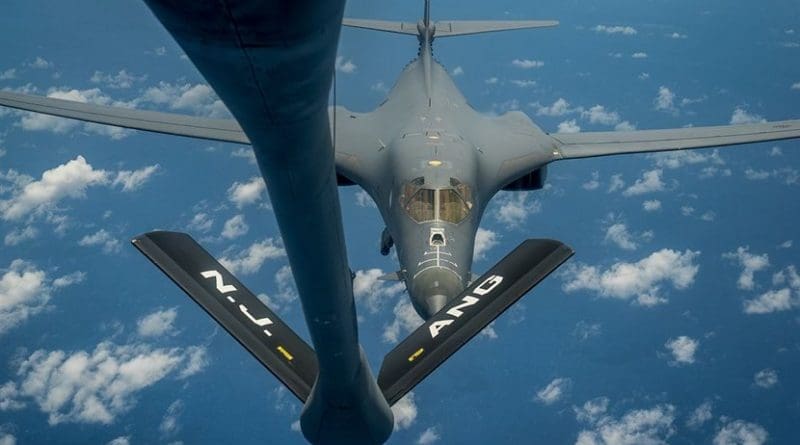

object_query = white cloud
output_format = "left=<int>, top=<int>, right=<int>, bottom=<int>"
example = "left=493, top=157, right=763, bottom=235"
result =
left=231, top=147, right=257, bottom=164
left=383, top=299, right=424, bottom=344
left=713, top=420, right=768, bottom=445
left=723, top=247, right=769, bottom=290
left=573, top=321, right=602, bottom=341
left=159, top=399, right=184, bottom=436
left=78, top=229, right=121, bottom=254
left=510, top=79, right=537, bottom=88
left=536, top=377, right=571, bottom=405
left=485, top=77, right=499, bottom=85
left=52, top=271, right=86, bottom=288
left=753, top=369, right=778, bottom=389
left=643, top=200, right=662, bottom=212
left=792, top=82, right=800, bottom=90
left=574, top=397, right=609, bottom=424
left=615, top=121, right=636, bottom=131
left=417, top=427, right=440, bottom=445
left=0, top=260, right=51, bottom=335
left=0, top=433, right=14, bottom=445
left=188, top=212, right=213, bottom=233
left=623, top=169, right=665, bottom=196
left=355, top=189, right=376, bottom=208
left=665, top=336, right=698, bottom=365
left=4, top=226, right=38, bottom=246
left=113, top=165, right=160, bottom=192
left=492, top=191, right=542, bottom=228
left=686, top=401, right=713, bottom=428
left=583, top=171, right=600, bottom=190
left=0, top=68, right=16, bottom=80
left=512, top=59, right=545, bottom=69
left=90, top=70, right=147, bottom=89
left=557, top=119, right=581, bottom=134
left=28, top=56, right=53, bottom=69
left=582, top=105, right=621, bottom=126
left=562, top=249, right=700, bottom=307
left=730, top=108, right=766, bottom=125
left=392, top=392, right=417, bottom=430
left=227, top=177, right=266, bottom=208
left=593, top=25, right=638, bottom=35
left=352, top=269, right=405, bottom=313
left=534, top=98, right=576, bottom=117
left=670, top=32, right=688, bottom=39
left=574, top=399, right=676, bottom=445
left=137, top=308, right=178, bottom=337
left=272, top=265, right=299, bottom=306
left=743, top=168, right=770, bottom=180
left=778, top=240, right=793, bottom=249
left=335, top=56, right=357, bottom=74
left=654, top=86, right=677, bottom=113
left=681, top=206, right=695, bottom=217
left=219, top=238, right=285, bottom=275
left=770, top=146, right=782, bottom=156
left=743, top=289, right=795, bottom=314
left=604, top=223, right=639, bottom=251
left=452, top=66, right=464, bottom=76
left=0, top=156, right=109, bottom=221
left=138, top=81, right=229, bottom=118
left=631, top=52, right=648, bottom=59
left=651, top=150, right=725, bottom=170
left=608, top=174, right=625, bottom=193
left=474, top=228, right=499, bottom=261
left=221, top=214, right=249, bottom=239
left=107, top=437, right=130, bottom=445
left=0, top=340, right=208, bottom=424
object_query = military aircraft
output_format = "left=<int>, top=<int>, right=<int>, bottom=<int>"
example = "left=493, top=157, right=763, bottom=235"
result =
left=1, top=1, right=799, bottom=443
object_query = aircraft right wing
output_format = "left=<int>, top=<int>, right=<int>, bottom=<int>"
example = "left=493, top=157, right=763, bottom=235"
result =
left=551, top=119, right=800, bottom=160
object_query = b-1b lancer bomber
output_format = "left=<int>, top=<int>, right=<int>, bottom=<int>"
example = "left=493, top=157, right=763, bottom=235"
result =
left=1, top=0, right=798, bottom=443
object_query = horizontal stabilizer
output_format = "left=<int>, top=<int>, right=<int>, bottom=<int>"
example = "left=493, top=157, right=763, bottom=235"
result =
left=132, top=231, right=318, bottom=402
left=377, top=239, right=574, bottom=405
left=342, top=19, right=559, bottom=37
left=435, top=20, right=559, bottom=37
left=342, top=18, right=418, bottom=35
left=0, top=90, right=250, bottom=145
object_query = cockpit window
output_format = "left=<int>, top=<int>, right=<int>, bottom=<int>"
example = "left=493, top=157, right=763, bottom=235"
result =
left=438, top=189, right=469, bottom=223
left=405, top=189, right=436, bottom=222
left=402, top=177, right=473, bottom=224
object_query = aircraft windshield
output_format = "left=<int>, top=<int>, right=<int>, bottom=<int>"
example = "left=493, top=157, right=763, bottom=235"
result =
left=402, top=177, right=473, bottom=224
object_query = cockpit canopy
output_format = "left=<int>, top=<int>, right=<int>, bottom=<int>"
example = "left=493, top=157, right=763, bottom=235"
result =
left=402, top=177, right=473, bottom=224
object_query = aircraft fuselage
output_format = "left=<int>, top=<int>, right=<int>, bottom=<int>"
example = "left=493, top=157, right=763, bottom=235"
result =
left=365, top=57, right=551, bottom=318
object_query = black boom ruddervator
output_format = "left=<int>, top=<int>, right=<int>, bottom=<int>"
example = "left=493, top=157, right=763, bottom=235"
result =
left=133, top=231, right=573, bottom=407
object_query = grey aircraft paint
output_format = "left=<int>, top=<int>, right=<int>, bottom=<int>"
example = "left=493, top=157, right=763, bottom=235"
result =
left=2, top=1, right=800, bottom=444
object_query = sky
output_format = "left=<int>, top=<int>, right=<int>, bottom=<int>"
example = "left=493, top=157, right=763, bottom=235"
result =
left=1, top=0, right=799, bottom=444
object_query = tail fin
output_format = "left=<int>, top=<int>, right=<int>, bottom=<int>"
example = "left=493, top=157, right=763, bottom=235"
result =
left=342, top=19, right=559, bottom=37
left=377, top=239, right=573, bottom=405
left=132, top=231, right=318, bottom=402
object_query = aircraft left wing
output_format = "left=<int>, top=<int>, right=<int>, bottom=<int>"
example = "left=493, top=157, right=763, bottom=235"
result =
left=551, top=119, right=800, bottom=160
left=0, top=90, right=250, bottom=145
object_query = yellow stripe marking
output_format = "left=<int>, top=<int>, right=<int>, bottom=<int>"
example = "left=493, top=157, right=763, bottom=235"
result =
left=408, top=348, right=425, bottom=362
left=277, top=346, right=294, bottom=361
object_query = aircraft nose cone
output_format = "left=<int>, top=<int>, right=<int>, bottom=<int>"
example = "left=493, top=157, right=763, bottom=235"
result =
left=410, top=268, right=464, bottom=319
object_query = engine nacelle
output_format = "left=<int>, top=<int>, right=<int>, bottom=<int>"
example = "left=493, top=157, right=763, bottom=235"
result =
left=501, top=166, right=547, bottom=191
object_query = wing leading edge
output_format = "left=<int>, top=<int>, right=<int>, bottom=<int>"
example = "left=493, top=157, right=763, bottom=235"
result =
left=551, top=119, right=800, bottom=160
